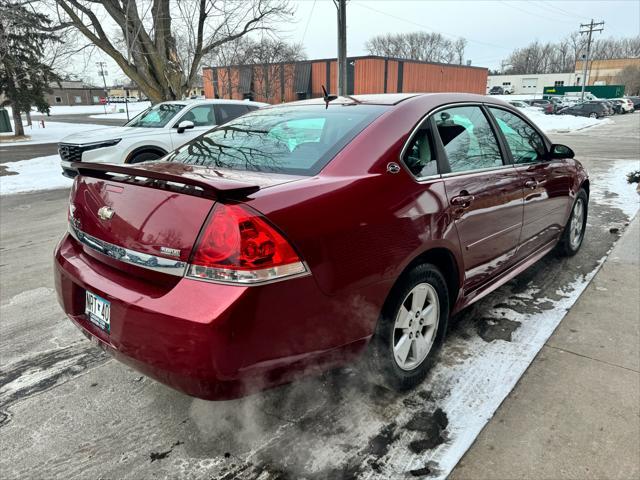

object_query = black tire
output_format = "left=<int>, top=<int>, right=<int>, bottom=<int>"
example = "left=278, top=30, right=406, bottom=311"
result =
left=128, top=150, right=163, bottom=164
left=589, top=112, right=598, bottom=119
left=368, top=263, right=450, bottom=391
left=556, top=189, right=588, bottom=257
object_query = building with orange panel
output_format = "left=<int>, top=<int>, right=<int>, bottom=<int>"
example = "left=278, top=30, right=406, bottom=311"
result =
left=203, top=56, right=487, bottom=104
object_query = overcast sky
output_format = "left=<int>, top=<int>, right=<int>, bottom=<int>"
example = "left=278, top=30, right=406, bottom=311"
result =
left=84, top=0, right=640, bottom=85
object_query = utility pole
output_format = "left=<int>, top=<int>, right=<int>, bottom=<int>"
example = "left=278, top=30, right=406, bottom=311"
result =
left=96, top=61, right=109, bottom=115
left=579, top=19, right=604, bottom=101
left=335, top=0, right=347, bottom=96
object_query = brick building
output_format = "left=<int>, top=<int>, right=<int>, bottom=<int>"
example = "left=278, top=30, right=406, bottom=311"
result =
left=203, top=55, right=488, bottom=104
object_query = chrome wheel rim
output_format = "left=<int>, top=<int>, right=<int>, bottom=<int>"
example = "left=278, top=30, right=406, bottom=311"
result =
left=392, top=283, right=440, bottom=371
left=569, top=198, right=585, bottom=249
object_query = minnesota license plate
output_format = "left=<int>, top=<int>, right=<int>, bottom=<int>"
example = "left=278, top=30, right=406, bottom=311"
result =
left=85, top=291, right=111, bottom=333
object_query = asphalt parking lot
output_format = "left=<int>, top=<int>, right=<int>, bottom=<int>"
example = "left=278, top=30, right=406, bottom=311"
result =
left=0, top=113, right=638, bottom=479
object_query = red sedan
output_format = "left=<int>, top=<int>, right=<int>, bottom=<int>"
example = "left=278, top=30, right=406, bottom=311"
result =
left=54, top=93, right=589, bottom=400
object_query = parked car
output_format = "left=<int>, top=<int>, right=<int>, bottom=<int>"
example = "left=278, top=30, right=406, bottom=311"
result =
left=585, top=100, right=614, bottom=116
left=488, top=86, right=504, bottom=95
left=558, top=102, right=607, bottom=118
left=54, top=93, right=589, bottom=400
left=508, top=100, right=543, bottom=112
left=126, top=96, right=139, bottom=103
left=548, top=96, right=570, bottom=109
left=526, top=99, right=554, bottom=114
left=611, top=98, right=635, bottom=113
left=58, top=99, right=267, bottom=177
left=626, top=96, right=640, bottom=111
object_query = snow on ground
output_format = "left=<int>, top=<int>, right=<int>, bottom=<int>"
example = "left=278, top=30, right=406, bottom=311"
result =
left=0, top=155, right=71, bottom=195
left=3, top=102, right=150, bottom=117
left=519, top=108, right=611, bottom=133
left=0, top=121, right=104, bottom=146
left=87, top=101, right=151, bottom=119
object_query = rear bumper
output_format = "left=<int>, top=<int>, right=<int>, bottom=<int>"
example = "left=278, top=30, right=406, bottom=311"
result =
left=54, top=233, right=368, bottom=399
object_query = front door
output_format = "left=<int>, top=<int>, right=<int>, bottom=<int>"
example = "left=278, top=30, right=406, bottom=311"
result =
left=488, top=107, right=572, bottom=260
left=434, top=105, right=524, bottom=292
left=170, top=104, right=217, bottom=149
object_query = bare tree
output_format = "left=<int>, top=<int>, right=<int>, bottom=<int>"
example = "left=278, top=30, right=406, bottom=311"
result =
left=204, top=36, right=305, bottom=102
left=365, top=31, right=466, bottom=64
left=502, top=33, right=640, bottom=74
left=616, top=65, right=640, bottom=95
left=45, top=0, right=293, bottom=102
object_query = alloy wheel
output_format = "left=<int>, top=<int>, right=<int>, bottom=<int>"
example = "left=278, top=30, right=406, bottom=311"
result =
left=569, top=197, right=585, bottom=249
left=392, top=283, right=440, bottom=371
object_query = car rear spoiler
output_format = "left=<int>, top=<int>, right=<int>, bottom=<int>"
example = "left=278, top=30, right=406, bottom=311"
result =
left=72, top=162, right=260, bottom=199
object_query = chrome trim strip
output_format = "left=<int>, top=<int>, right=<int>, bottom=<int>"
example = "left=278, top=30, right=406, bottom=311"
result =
left=68, top=225, right=187, bottom=276
left=68, top=224, right=312, bottom=285
left=440, top=164, right=515, bottom=178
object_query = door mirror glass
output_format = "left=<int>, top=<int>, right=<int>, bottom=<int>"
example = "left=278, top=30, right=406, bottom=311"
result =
left=176, top=120, right=194, bottom=134
left=550, top=144, right=574, bottom=159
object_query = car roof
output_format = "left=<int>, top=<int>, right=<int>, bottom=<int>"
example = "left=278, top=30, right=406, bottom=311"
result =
left=159, top=99, right=268, bottom=107
left=274, top=92, right=515, bottom=108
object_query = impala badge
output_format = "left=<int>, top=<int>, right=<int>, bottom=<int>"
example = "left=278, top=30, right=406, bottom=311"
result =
left=160, top=246, right=181, bottom=258
left=97, top=206, right=115, bottom=221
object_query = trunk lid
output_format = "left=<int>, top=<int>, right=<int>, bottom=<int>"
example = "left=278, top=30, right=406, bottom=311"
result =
left=69, top=162, right=303, bottom=270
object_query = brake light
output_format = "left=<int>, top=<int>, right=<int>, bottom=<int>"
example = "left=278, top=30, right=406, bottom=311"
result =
left=186, top=203, right=307, bottom=284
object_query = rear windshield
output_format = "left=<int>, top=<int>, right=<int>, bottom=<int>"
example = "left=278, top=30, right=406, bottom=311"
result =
left=164, top=104, right=387, bottom=175
left=125, top=103, right=185, bottom=128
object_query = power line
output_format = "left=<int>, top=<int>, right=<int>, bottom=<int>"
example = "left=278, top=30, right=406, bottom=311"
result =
left=352, top=1, right=512, bottom=50
left=497, top=0, right=577, bottom=25
left=536, top=0, right=591, bottom=21
left=300, top=0, right=317, bottom=45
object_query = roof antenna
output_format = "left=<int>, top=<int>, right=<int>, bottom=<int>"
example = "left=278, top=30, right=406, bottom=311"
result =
left=321, top=85, right=338, bottom=109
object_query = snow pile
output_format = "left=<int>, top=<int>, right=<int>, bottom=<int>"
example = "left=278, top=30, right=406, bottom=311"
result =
left=519, top=108, right=611, bottom=133
left=0, top=121, right=103, bottom=145
left=0, top=155, right=72, bottom=195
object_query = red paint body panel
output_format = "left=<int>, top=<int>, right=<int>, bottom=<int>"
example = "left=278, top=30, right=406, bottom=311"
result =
left=54, top=93, right=588, bottom=399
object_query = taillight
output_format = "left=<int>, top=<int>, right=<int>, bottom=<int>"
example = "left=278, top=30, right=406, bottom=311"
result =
left=186, top=203, right=307, bottom=284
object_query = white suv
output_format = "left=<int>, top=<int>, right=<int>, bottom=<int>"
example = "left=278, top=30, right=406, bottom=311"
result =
left=59, top=99, right=267, bottom=177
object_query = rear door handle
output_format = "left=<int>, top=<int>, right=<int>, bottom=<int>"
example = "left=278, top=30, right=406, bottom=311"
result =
left=451, top=194, right=474, bottom=207
left=524, top=179, right=538, bottom=189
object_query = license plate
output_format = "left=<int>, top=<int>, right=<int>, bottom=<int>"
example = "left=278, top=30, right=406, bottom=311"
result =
left=85, top=291, right=111, bottom=333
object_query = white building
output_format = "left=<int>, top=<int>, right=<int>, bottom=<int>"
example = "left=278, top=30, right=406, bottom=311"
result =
left=487, top=73, right=578, bottom=95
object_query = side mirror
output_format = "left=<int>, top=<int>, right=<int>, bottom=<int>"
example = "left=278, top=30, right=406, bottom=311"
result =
left=550, top=143, right=574, bottom=159
left=176, top=120, right=194, bottom=134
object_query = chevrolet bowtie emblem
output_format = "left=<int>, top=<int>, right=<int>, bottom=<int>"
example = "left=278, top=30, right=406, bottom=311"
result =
left=97, top=206, right=115, bottom=221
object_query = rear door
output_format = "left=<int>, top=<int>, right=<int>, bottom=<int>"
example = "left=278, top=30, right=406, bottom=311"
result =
left=488, top=106, right=572, bottom=260
left=214, top=104, right=251, bottom=125
left=434, top=105, right=524, bottom=292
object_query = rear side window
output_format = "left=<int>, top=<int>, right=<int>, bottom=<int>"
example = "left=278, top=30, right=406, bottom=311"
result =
left=434, top=106, right=503, bottom=173
left=214, top=104, right=249, bottom=124
left=166, top=105, right=386, bottom=175
left=402, top=123, right=438, bottom=178
left=489, top=108, right=546, bottom=164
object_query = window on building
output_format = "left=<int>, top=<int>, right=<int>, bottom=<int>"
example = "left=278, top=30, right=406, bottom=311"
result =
left=55, top=96, right=62, bottom=104
left=554, top=81, right=565, bottom=87
left=92, top=96, right=99, bottom=103
left=74, top=96, right=82, bottom=104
